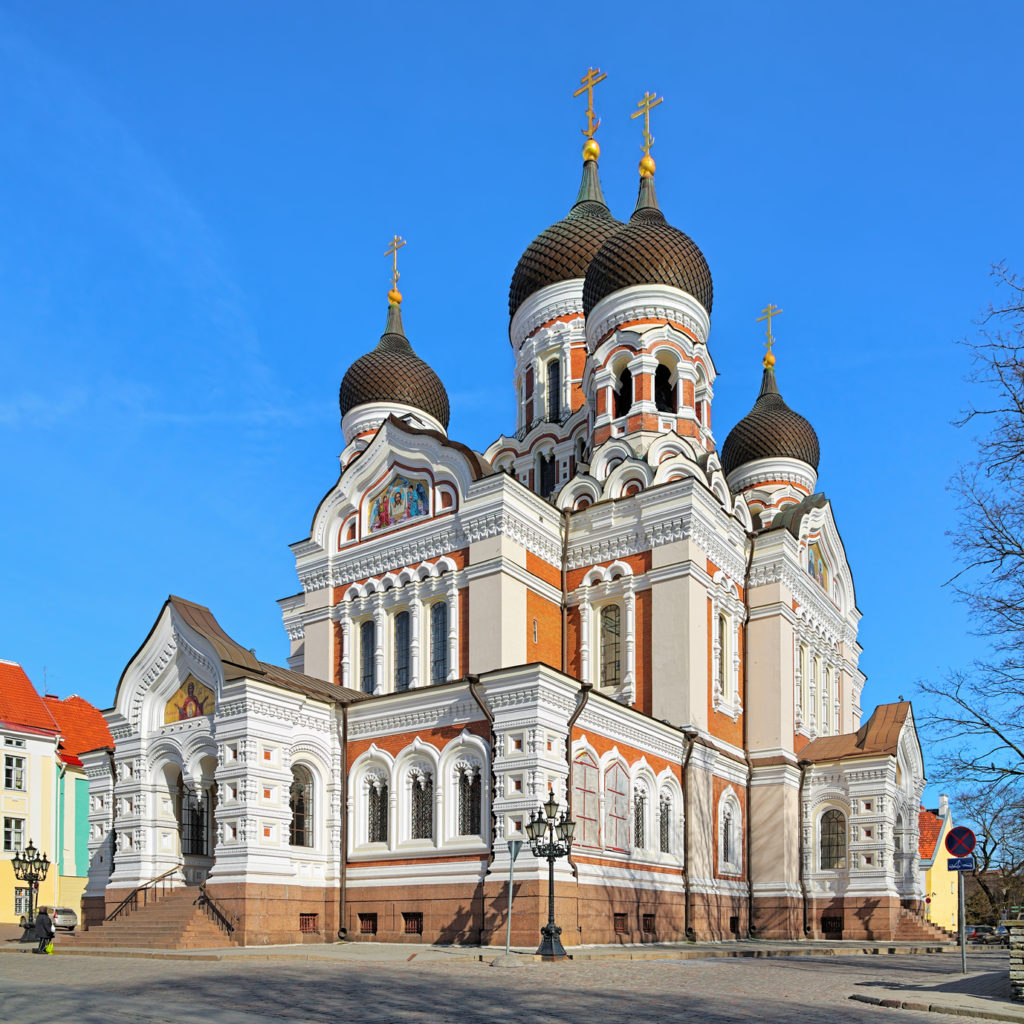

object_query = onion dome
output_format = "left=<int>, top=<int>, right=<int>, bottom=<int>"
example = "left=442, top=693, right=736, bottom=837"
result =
left=338, top=301, right=450, bottom=430
left=508, top=154, right=621, bottom=319
left=582, top=173, right=713, bottom=317
left=720, top=360, right=819, bottom=478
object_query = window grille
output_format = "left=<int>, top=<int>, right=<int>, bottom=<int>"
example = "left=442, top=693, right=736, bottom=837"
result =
left=633, top=789, right=647, bottom=850
left=403, top=911, right=423, bottom=935
left=178, top=782, right=209, bottom=857
left=821, top=915, right=843, bottom=936
left=717, top=614, right=728, bottom=696
left=642, top=913, right=655, bottom=933
left=368, top=781, right=388, bottom=844
left=546, top=359, right=561, bottom=422
left=729, top=915, right=740, bottom=935
left=430, top=602, right=448, bottom=684
left=604, top=763, right=628, bottom=852
left=394, top=611, right=410, bottom=692
left=722, top=810, right=732, bottom=865
left=299, top=913, right=319, bottom=934
left=457, top=767, right=481, bottom=836
left=359, top=912, right=378, bottom=934
left=360, top=620, right=376, bottom=693
left=411, top=772, right=433, bottom=840
left=600, top=605, right=621, bottom=687
left=613, top=913, right=628, bottom=934
left=659, top=794, right=671, bottom=854
left=819, top=809, right=847, bottom=869
left=614, top=369, right=633, bottom=419
left=654, top=363, right=675, bottom=413
left=572, top=752, right=599, bottom=848
left=539, top=454, right=557, bottom=498
left=289, top=765, right=314, bottom=847
left=4, top=755, right=26, bottom=791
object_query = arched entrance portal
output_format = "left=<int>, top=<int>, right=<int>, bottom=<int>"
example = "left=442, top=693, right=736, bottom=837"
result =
left=164, top=761, right=217, bottom=886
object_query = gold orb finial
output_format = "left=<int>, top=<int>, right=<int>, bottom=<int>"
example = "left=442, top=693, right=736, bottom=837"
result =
left=763, top=349, right=776, bottom=369
left=388, top=287, right=402, bottom=306
left=639, top=154, right=656, bottom=178
left=583, top=137, right=600, bottom=162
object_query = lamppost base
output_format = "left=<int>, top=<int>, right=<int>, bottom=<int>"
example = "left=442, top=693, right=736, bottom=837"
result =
left=537, top=923, right=567, bottom=961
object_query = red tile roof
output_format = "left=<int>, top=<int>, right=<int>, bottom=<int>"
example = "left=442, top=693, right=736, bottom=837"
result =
left=919, top=807, right=944, bottom=860
left=0, top=660, right=59, bottom=735
left=43, top=694, right=114, bottom=765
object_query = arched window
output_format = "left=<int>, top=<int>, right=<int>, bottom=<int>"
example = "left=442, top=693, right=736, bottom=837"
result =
left=718, top=790, right=742, bottom=874
left=655, top=364, right=675, bottom=413
left=411, top=769, right=433, bottom=840
left=539, top=453, right=558, bottom=498
left=659, top=792, right=672, bottom=854
left=360, top=620, right=376, bottom=694
left=457, top=765, right=481, bottom=836
left=604, top=762, right=628, bottom=852
left=600, top=605, right=621, bottom=687
left=367, top=775, right=388, bottom=844
left=820, top=809, right=846, bottom=869
left=572, top=752, right=599, bottom=848
left=430, top=602, right=448, bottom=684
left=633, top=787, right=648, bottom=850
left=614, top=368, right=633, bottom=419
left=717, top=613, right=728, bottom=696
left=289, top=765, right=314, bottom=847
left=722, top=809, right=733, bottom=864
left=394, top=611, right=410, bottom=692
left=546, top=358, right=561, bottom=422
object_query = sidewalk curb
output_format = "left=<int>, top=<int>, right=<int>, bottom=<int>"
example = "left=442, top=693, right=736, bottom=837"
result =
left=850, top=993, right=1024, bottom=1022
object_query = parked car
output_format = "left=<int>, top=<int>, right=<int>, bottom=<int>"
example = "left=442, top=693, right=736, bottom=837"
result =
left=967, top=925, right=994, bottom=943
left=989, top=925, right=1010, bottom=947
left=52, top=907, right=78, bottom=932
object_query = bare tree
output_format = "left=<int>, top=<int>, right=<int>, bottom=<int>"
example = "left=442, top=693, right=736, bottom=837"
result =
left=957, top=784, right=1024, bottom=923
left=919, top=264, right=1024, bottom=785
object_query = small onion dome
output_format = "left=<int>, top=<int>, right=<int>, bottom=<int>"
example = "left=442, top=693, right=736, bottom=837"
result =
left=720, top=364, right=820, bottom=478
left=508, top=156, right=621, bottom=319
left=582, top=174, right=713, bottom=317
left=338, top=302, right=450, bottom=429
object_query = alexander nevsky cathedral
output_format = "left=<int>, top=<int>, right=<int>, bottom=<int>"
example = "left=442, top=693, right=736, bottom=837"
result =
left=78, top=74, right=943, bottom=950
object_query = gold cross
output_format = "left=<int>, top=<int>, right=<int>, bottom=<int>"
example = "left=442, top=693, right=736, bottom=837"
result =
left=631, top=91, right=663, bottom=158
left=756, top=303, right=783, bottom=365
left=385, top=234, right=406, bottom=301
left=573, top=67, right=607, bottom=139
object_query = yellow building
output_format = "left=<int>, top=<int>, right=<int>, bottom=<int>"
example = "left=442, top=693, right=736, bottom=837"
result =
left=1, top=660, right=112, bottom=925
left=919, top=795, right=958, bottom=934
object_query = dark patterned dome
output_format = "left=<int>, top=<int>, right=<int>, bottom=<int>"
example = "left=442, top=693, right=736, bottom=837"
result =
left=583, top=175, right=713, bottom=316
left=339, top=303, right=450, bottom=429
left=509, top=159, right=621, bottom=319
left=721, top=366, right=819, bottom=478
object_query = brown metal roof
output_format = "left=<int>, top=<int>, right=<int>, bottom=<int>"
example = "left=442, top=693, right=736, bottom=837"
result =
left=799, top=702, right=911, bottom=763
left=582, top=175, right=713, bottom=317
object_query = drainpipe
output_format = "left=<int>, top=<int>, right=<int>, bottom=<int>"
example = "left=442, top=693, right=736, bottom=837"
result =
left=564, top=681, right=592, bottom=880
left=337, top=703, right=349, bottom=941
left=56, top=761, right=67, bottom=911
left=742, top=531, right=756, bottom=936
left=681, top=729, right=698, bottom=940
left=798, top=759, right=812, bottom=936
left=561, top=507, right=571, bottom=674
left=468, top=674, right=495, bottom=944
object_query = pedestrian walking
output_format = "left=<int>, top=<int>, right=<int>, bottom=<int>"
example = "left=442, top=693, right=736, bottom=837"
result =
left=33, top=907, right=54, bottom=954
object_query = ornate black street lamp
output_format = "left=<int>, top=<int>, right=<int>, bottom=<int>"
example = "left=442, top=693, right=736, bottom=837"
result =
left=12, top=839, right=50, bottom=937
left=525, top=793, right=576, bottom=961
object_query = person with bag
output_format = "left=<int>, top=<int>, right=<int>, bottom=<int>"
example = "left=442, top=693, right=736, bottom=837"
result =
left=33, top=907, right=54, bottom=954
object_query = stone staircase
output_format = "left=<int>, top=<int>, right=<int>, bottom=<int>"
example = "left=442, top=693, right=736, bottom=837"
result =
left=76, top=887, right=236, bottom=950
left=893, top=907, right=957, bottom=943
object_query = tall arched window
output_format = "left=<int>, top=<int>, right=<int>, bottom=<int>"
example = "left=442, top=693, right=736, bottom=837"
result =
left=394, top=611, right=410, bottom=692
left=717, top=613, right=728, bottom=696
left=614, top=368, right=633, bottom=419
left=539, top=453, right=558, bottom=497
left=360, top=620, right=376, bottom=694
left=411, top=769, right=433, bottom=840
left=820, top=808, right=846, bottom=869
left=659, top=792, right=672, bottom=854
left=430, top=602, right=448, bottom=684
left=546, top=358, right=561, bottom=422
left=367, top=776, right=388, bottom=844
left=457, top=765, right=481, bottom=836
left=718, top=791, right=742, bottom=874
left=722, top=809, right=733, bottom=864
left=654, top=364, right=675, bottom=413
left=604, top=762, right=629, bottom=852
left=633, top=787, right=648, bottom=850
left=572, top=752, right=599, bottom=848
left=600, top=605, right=621, bottom=687
left=289, top=765, right=314, bottom=847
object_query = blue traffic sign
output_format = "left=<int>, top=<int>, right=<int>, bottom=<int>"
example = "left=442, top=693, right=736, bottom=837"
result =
left=945, top=827, right=977, bottom=857
left=948, top=855, right=975, bottom=871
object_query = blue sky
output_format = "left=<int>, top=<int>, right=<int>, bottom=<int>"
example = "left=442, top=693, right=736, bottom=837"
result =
left=1, top=2, right=1021, bottom=797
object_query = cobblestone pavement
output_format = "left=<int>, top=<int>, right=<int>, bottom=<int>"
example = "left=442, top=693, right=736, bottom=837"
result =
left=0, top=949, right=1010, bottom=1024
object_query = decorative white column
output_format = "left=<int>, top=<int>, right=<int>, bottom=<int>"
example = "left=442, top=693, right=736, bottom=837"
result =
left=579, top=598, right=591, bottom=685
left=409, top=585, right=422, bottom=689
left=447, top=576, right=459, bottom=681
left=339, top=607, right=352, bottom=690
left=373, top=595, right=385, bottom=696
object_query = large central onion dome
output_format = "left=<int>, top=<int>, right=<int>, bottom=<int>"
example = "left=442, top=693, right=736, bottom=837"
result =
left=509, top=155, right=621, bottom=319
left=721, top=361, right=819, bottom=478
left=339, top=301, right=450, bottom=433
left=583, top=173, right=713, bottom=317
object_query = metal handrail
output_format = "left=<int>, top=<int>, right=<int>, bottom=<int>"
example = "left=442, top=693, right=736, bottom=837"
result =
left=195, top=881, right=235, bottom=935
left=105, top=866, right=180, bottom=922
